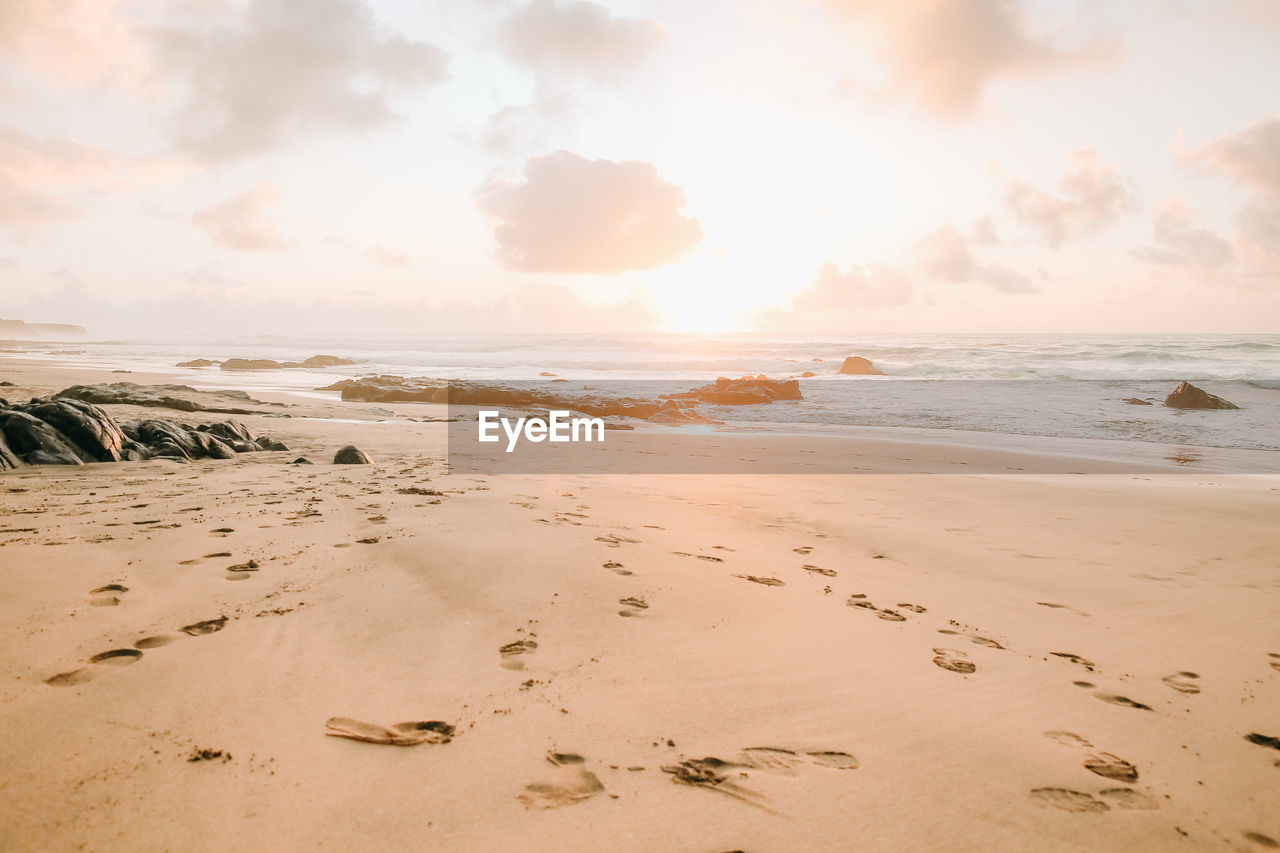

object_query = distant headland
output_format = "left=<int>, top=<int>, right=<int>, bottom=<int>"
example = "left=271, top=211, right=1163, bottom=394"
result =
left=0, top=319, right=88, bottom=340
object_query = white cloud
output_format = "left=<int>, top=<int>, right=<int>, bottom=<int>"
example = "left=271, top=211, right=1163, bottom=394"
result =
left=477, top=150, right=702, bottom=273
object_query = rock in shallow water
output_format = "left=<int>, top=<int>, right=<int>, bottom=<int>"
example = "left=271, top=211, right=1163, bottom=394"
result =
left=334, top=445, right=373, bottom=465
left=1164, top=381, right=1239, bottom=410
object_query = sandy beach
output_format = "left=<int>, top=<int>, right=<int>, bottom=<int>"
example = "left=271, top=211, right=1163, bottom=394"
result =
left=1, top=357, right=1278, bottom=852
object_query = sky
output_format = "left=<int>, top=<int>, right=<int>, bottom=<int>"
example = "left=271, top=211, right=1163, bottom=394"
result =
left=1, top=0, right=1279, bottom=337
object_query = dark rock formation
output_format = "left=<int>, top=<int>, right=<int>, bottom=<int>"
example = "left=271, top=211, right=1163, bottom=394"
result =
left=54, top=382, right=277, bottom=416
left=23, top=399, right=126, bottom=462
left=838, top=356, right=884, bottom=375
left=177, top=359, right=216, bottom=367
left=0, top=395, right=286, bottom=468
left=0, top=410, right=86, bottom=465
left=317, top=374, right=801, bottom=424
left=1164, top=381, right=1239, bottom=410
left=334, top=445, right=373, bottom=464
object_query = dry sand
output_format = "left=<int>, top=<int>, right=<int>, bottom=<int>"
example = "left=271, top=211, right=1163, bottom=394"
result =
left=1, top=358, right=1279, bottom=851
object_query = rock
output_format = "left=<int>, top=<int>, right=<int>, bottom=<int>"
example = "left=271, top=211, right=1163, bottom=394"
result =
left=221, top=358, right=283, bottom=371
left=0, top=430, right=21, bottom=470
left=1122, top=397, right=1153, bottom=405
left=539, top=371, right=556, bottom=377
left=255, top=436, right=290, bottom=452
left=21, top=399, right=126, bottom=462
left=57, top=382, right=203, bottom=412
left=291, top=457, right=313, bottom=465
left=334, top=445, right=373, bottom=465
left=0, top=410, right=86, bottom=465
left=318, top=374, right=801, bottom=422
left=203, top=419, right=253, bottom=443
left=838, top=356, right=884, bottom=375
left=177, top=359, right=216, bottom=368
left=0, top=380, right=15, bottom=386
left=1164, top=381, right=1239, bottom=410
left=799, top=371, right=816, bottom=378
left=666, top=376, right=802, bottom=406
left=301, top=355, right=354, bottom=368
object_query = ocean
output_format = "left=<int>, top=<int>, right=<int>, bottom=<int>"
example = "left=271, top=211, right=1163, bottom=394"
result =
left=7, top=333, right=1280, bottom=453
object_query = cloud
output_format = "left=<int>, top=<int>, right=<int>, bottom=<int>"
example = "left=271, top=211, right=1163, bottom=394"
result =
left=792, top=262, right=914, bottom=311
left=0, top=0, right=144, bottom=95
left=190, top=183, right=292, bottom=251
left=477, top=150, right=702, bottom=274
left=498, top=0, right=665, bottom=80
left=823, top=0, right=1115, bottom=119
left=150, top=0, right=449, bottom=161
left=1002, top=148, right=1136, bottom=246
left=1238, top=196, right=1280, bottom=257
left=1132, top=199, right=1234, bottom=268
left=0, top=124, right=171, bottom=226
left=1179, top=114, right=1280, bottom=196
left=914, top=225, right=1036, bottom=293
left=362, top=244, right=410, bottom=267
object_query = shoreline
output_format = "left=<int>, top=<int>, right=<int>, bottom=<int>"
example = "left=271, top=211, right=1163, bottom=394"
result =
left=2, top=353, right=1277, bottom=474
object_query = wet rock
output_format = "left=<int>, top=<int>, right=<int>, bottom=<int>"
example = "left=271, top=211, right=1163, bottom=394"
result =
left=0, top=410, right=86, bottom=465
left=202, top=419, right=253, bottom=443
left=301, top=355, right=354, bottom=368
left=22, top=399, right=126, bottom=462
left=838, top=355, right=884, bottom=375
left=56, top=382, right=203, bottom=412
left=334, top=445, right=374, bottom=464
left=1164, top=381, right=1239, bottom=410
left=221, top=358, right=283, bottom=371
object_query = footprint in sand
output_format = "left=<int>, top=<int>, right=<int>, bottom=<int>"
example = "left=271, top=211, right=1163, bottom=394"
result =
left=1245, top=733, right=1280, bottom=751
left=896, top=603, right=927, bottom=613
left=518, top=752, right=605, bottom=809
left=89, top=584, right=128, bottom=607
left=661, top=757, right=774, bottom=812
left=1094, top=693, right=1153, bottom=711
left=802, top=565, right=837, bottom=577
left=603, top=561, right=632, bottom=576
left=500, top=639, right=538, bottom=670
left=792, top=546, right=813, bottom=555
left=739, top=747, right=859, bottom=773
left=45, top=669, right=97, bottom=687
left=1100, top=788, right=1158, bottom=810
left=674, top=551, right=724, bottom=563
left=735, top=575, right=785, bottom=587
left=932, top=648, right=976, bottom=674
left=1268, top=652, right=1280, bottom=672
left=1084, top=753, right=1139, bottom=782
left=325, top=717, right=455, bottom=746
left=134, top=634, right=183, bottom=649
left=180, top=616, right=228, bottom=636
left=46, top=648, right=142, bottom=687
left=1050, top=652, right=1096, bottom=671
left=1045, top=731, right=1094, bottom=749
left=1029, top=787, right=1110, bottom=813
left=1244, top=831, right=1280, bottom=849
left=90, top=649, right=142, bottom=666
left=1161, top=672, right=1201, bottom=694
left=618, top=597, right=648, bottom=617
